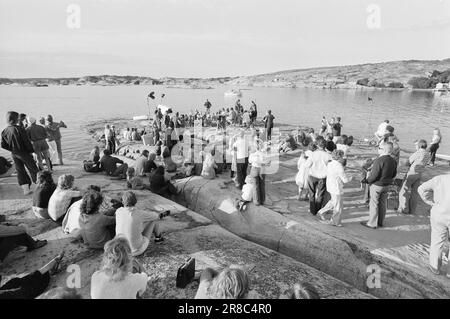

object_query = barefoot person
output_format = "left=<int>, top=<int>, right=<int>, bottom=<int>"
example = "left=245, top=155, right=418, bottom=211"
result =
left=45, top=114, right=67, bottom=166
left=0, top=252, right=64, bottom=299
left=100, top=149, right=128, bottom=179
left=1, top=111, right=39, bottom=195
left=418, top=174, right=450, bottom=278
left=115, top=191, right=164, bottom=257
left=0, top=224, right=47, bottom=262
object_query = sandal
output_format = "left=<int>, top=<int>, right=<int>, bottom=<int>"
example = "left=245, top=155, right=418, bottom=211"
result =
left=159, top=210, right=171, bottom=219
left=154, top=236, right=165, bottom=243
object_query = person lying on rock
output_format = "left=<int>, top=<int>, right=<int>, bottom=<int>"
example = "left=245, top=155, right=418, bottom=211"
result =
left=47, top=174, right=82, bottom=222
left=91, top=236, right=149, bottom=299
left=115, top=191, right=164, bottom=257
left=0, top=224, right=47, bottom=263
left=100, top=149, right=128, bottom=180
left=0, top=252, right=64, bottom=299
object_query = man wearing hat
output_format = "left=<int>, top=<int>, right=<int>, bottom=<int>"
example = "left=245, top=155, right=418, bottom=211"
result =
left=26, top=117, right=52, bottom=171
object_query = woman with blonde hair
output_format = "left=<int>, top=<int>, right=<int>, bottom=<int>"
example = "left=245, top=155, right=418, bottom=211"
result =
left=47, top=174, right=81, bottom=221
left=90, top=236, right=148, bottom=299
left=195, top=267, right=250, bottom=299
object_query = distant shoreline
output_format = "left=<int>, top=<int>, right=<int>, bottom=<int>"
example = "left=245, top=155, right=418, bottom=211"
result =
left=1, top=58, right=449, bottom=90
left=0, top=82, right=441, bottom=92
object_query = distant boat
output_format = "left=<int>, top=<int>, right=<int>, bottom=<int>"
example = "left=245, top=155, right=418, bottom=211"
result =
left=224, top=89, right=242, bottom=97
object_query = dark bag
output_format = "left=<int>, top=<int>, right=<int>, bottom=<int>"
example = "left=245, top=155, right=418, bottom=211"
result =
left=176, top=257, right=195, bottom=288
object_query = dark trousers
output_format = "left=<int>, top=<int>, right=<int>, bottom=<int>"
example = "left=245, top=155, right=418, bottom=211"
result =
left=0, top=271, right=50, bottom=299
left=236, top=157, right=249, bottom=189
left=0, top=233, right=36, bottom=261
left=250, top=166, right=265, bottom=205
left=308, top=176, right=327, bottom=215
left=55, top=139, right=63, bottom=164
left=12, top=152, right=38, bottom=186
left=266, top=127, right=273, bottom=140
left=429, top=143, right=439, bottom=164
left=107, top=139, right=115, bottom=154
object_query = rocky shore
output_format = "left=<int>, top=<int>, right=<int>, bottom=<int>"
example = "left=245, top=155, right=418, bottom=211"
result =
left=2, top=58, right=449, bottom=90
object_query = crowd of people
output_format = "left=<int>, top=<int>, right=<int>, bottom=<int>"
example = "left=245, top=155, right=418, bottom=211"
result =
left=1, top=111, right=66, bottom=195
left=1, top=102, right=449, bottom=298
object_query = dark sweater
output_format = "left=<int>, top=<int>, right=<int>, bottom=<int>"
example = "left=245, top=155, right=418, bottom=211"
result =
left=1, top=125, right=34, bottom=154
left=32, top=184, right=56, bottom=209
left=367, top=155, right=397, bottom=186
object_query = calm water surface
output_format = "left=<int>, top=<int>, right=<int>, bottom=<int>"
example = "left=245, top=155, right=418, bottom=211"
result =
left=0, top=85, right=449, bottom=159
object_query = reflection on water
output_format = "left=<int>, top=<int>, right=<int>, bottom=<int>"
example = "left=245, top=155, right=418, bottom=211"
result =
left=0, top=85, right=449, bottom=158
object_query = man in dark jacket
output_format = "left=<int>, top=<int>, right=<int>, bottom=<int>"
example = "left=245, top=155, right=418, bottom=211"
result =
left=1, top=111, right=39, bottom=194
left=361, top=142, right=397, bottom=229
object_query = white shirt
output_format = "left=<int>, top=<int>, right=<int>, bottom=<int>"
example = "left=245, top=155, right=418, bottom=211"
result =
left=242, top=184, right=254, bottom=202
left=305, top=150, right=332, bottom=179
left=91, top=271, right=148, bottom=299
left=418, top=174, right=450, bottom=220
left=134, top=155, right=148, bottom=176
left=48, top=188, right=81, bottom=221
left=336, top=144, right=350, bottom=157
left=326, top=160, right=351, bottom=195
left=233, top=138, right=250, bottom=159
left=115, top=207, right=159, bottom=256
left=376, top=122, right=388, bottom=136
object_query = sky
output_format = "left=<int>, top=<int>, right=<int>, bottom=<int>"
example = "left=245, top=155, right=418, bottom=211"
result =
left=0, top=0, right=449, bottom=78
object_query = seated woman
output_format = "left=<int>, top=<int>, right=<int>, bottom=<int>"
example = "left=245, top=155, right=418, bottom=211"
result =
left=0, top=252, right=64, bottom=299
left=201, top=150, right=218, bottom=180
left=32, top=171, right=57, bottom=219
left=195, top=267, right=250, bottom=299
left=144, top=153, right=158, bottom=175
left=162, top=146, right=177, bottom=173
left=47, top=174, right=82, bottom=221
left=149, top=166, right=178, bottom=198
left=126, top=167, right=147, bottom=190
left=91, top=237, right=148, bottom=299
left=83, top=146, right=102, bottom=173
left=62, top=185, right=119, bottom=235
left=115, top=191, right=164, bottom=257
left=0, top=224, right=47, bottom=262
left=79, top=190, right=116, bottom=249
